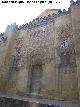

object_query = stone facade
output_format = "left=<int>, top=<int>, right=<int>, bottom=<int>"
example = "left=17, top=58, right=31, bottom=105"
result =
left=0, top=0, right=80, bottom=102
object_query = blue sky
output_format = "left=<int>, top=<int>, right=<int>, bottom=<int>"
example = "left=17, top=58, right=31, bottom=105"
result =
left=0, top=0, right=77, bottom=33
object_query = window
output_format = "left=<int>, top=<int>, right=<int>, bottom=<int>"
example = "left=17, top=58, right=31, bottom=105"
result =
left=60, top=39, right=68, bottom=48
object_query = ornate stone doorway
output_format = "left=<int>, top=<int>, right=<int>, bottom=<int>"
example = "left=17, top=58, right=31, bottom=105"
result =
left=29, top=65, right=42, bottom=95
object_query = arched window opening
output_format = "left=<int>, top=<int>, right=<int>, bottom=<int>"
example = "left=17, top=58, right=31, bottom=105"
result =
left=60, top=38, right=68, bottom=48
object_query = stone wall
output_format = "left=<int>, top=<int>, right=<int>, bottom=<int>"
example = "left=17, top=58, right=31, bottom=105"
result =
left=70, top=0, right=80, bottom=101
left=0, top=24, right=18, bottom=92
left=54, top=14, right=78, bottom=100
left=0, top=0, right=80, bottom=102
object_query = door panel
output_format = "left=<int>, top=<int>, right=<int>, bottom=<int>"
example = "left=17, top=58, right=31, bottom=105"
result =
left=30, top=65, right=42, bottom=94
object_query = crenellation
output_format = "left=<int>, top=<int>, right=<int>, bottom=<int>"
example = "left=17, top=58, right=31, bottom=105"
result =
left=52, top=13, right=57, bottom=18
left=76, top=0, right=80, bottom=3
left=18, top=25, right=22, bottom=30
left=24, top=15, right=53, bottom=29
left=16, top=9, right=71, bottom=30
left=57, top=9, right=63, bottom=17
left=70, top=0, right=75, bottom=6
left=10, top=23, right=18, bottom=30
left=0, top=32, right=4, bottom=37
left=0, top=32, right=7, bottom=43
left=70, top=0, right=80, bottom=6
left=21, top=24, right=25, bottom=28
left=62, top=9, right=69, bottom=15
left=24, top=23, right=29, bottom=28
left=68, top=7, right=71, bottom=13
left=35, top=17, right=39, bottom=23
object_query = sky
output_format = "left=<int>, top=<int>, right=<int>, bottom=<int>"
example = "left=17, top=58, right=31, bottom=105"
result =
left=0, top=0, right=77, bottom=33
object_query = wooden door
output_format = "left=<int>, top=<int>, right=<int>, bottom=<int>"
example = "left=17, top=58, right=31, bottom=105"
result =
left=30, top=65, right=42, bottom=94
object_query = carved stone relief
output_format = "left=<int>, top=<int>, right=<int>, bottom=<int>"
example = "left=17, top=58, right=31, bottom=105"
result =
left=27, top=25, right=51, bottom=47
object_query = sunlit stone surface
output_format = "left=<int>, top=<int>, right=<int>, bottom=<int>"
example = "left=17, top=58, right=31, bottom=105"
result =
left=0, top=0, right=80, bottom=107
